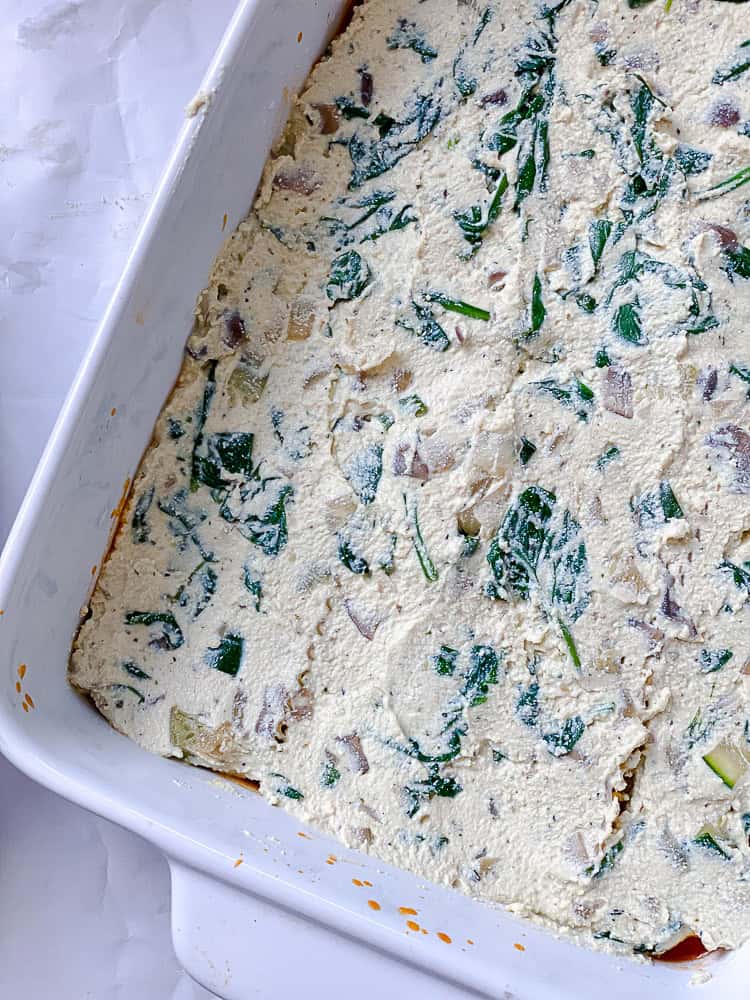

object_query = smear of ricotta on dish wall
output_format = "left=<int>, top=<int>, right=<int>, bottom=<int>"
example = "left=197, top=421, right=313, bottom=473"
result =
left=70, top=0, right=750, bottom=958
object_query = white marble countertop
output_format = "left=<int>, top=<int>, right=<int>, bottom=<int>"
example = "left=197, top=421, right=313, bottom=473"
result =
left=0, top=3, right=469, bottom=997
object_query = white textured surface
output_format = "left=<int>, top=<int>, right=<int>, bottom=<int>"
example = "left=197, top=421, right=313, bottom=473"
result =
left=0, top=2, right=470, bottom=996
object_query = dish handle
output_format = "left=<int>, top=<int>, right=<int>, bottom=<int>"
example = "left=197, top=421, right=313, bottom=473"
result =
left=169, top=860, right=413, bottom=998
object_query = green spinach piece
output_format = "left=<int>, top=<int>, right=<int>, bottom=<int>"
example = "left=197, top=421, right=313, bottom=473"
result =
left=587, top=840, right=624, bottom=878
left=399, top=394, right=428, bottom=417
left=157, top=489, right=214, bottom=562
left=431, top=646, right=459, bottom=676
left=344, top=444, right=383, bottom=505
left=589, top=219, right=613, bottom=271
left=124, top=611, right=184, bottom=650
left=271, top=773, right=304, bottom=800
left=397, top=300, right=450, bottom=352
left=699, top=648, right=733, bottom=673
left=613, top=300, right=646, bottom=345
left=386, top=18, right=437, bottom=62
left=122, top=661, right=150, bottom=680
left=729, top=362, right=750, bottom=397
left=205, top=632, right=243, bottom=677
left=190, top=361, right=218, bottom=492
left=520, top=273, right=545, bottom=339
left=239, top=484, right=294, bottom=556
left=335, top=95, right=370, bottom=120
left=326, top=251, right=372, bottom=302
left=722, top=243, right=750, bottom=281
left=712, top=40, right=750, bottom=85
left=516, top=681, right=540, bottom=727
left=693, top=831, right=730, bottom=860
left=596, top=445, right=621, bottom=471
left=542, top=715, right=585, bottom=756
left=633, top=481, right=684, bottom=530
left=348, top=93, right=441, bottom=189
left=674, top=145, right=713, bottom=176
left=321, top=758, right=341, bottom=788
left=486, top=486, right=590, bottom=668
left=243, top=564, right=262, bottom=612
left=519, top=437, right=537, bottom=465
left=453, top=172, right=508, bottom=254
left=337, top=534, right=370, bottom=576
left=404, top=767, right=462, bottom=818
left=533, top=378, right=595, bottom=421
left=132, top=486, right=155, bottom=544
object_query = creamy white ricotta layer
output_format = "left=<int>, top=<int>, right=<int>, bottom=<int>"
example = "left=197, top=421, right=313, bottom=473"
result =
left=71, top=0, right=750, bottom=958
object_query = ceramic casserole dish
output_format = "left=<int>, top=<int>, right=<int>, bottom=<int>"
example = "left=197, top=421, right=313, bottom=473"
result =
left=0, top=1, right=745, bottom=996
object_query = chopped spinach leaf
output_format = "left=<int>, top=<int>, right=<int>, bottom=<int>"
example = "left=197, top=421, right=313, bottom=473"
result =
left=326, top=251, right=372, bottom=302
left=124, top=611, right=184, bottom=650
left=699, top=165, right=750, bottom=201
left=205, top=632, right=243, bottom=677
left=519, top=437, right=537, bottom=465
left=190, top=361, right=218, bottom=493
left=386, top=18, right=437, bottom=62
left=243, top=564, right=263, bottom=612
left=542, top=715, right=585, bottom=756
left=397, top=300, right=450, bottom=352
left=486, top=486, right=590, bottom=667
left=321, top=758, right=341, bottom=788
left=344, top=444, right=383, bottom=505
left=399, top=394, right=428, bottom=417
left=122, top=660, right=150, bottom=680
left=522, top=272, right=546, bottom=339
left=533, top=378, right=595, bottom=421
left=587, top=840, right=624, bottom=878
left=712, top=40, right=750, bottom=85
left=238, top=484, right=294, bottom=556
left=271, top=773, right=304, bottom=800
left=132, top=486, right=155, bottom=544
left=453, top=171, right=508, bottom=253
left=633, top=481, right=684, bottom=529
left=348, top=93, right=441, bottom=188
left=596, top=445, right=621, bottom=471
left=674, top=144, right=713, bottom=176
left=613, top=300, right=646, bottom=345
left=699, top=648, right=733, bottom=673
left=431, top=645, right=459, bottom=676
left=337, top=534, right=370, bottom=576
left=693, top=830, right=730, bottom=860
left=516, top=681, right=540, bottom=727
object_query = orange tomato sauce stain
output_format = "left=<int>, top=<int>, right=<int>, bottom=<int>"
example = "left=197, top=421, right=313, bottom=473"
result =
left=326, top=859, right=335, bottom=865
left=406, top=920, right=420, bottom=932
left=0, top=609, right=5, bottom=616
left=296, top=831, right=310, bottom=839
left=421, top=929, right=428, bottom=936
left=367, top=900, right=381, bottom=911
left=222, top=213, right=228, bottom=232
left=22, top=702, right=28, bottom=713
left=362, top=880, right=372, bottom=887
left=111, top=477, right=131, bottom=520
left=15, top=682, right=21, bottom=694
left=352, top=878, right=363, bottom=887
left=110, top=407, right=117, bottom=417
left=18, top=664, right=26, bottom=680
left=233, top=857, right=243, bottom=868
left=24, top=693, right=35, bottom=709
left=467, top=939, right=475, bottom=946
left=91, top=565, right=97, bottom=576
left=437, top=933, right=452, bottom=944
left=398, top=907, right=418, bottom=916
left=513, top=943, right=526, bottom=952
left=297, top=31, right=303, bottom=42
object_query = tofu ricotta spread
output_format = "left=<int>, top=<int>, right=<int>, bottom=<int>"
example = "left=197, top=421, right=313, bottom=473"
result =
left=70, top=0, right=750, bottom=959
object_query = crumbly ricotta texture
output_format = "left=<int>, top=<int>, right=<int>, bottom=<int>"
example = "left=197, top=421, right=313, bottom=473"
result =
left=71, top=0, right=750, bottom=959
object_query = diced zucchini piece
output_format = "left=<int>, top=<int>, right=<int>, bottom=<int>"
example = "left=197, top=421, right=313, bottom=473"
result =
left=702, top=741, right=748, bottom=788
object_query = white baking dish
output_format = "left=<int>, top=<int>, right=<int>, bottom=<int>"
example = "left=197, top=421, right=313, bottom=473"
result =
left=0, top=1, right=745, bottom=996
